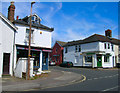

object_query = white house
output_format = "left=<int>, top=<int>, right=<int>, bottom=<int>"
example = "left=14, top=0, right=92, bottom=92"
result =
left=63, top=29, right=120, bottom=68
left=6, top=2, right=54, bottom=77
left=0, top=12, right=17, bottom=77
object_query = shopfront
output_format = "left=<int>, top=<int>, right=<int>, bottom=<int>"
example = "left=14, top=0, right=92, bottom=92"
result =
left=16, top=46, right=51, bottom=71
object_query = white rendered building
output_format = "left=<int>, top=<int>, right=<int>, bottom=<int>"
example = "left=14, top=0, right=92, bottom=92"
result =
left=63, top=29, right=120, bottom=68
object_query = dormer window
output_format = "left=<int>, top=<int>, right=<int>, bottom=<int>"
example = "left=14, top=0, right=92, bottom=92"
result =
left=32, top=16, right=35, bottom=21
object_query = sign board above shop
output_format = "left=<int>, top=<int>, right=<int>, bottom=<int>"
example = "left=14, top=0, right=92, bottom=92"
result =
left=42, top=49, right=52, bottom=52
left=17, top=47, right=41, bottom=51
left=17, top=47, right=52, bottom=52
left=86, top=53, right=95, bottom=55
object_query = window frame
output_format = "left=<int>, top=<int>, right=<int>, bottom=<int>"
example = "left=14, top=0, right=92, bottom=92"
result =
left=85, top=55, right=92, bottom=63
left=104, top=55, right=109, bottom=62
left=75, top=45, right=77, bottom=53
left=79, top=45, right=81, bottom=52
left=104, top=43, right=106, bottom=49
left=108, top=43, right=110, bottom=49
left=65, top=47, right=68, bottom=53
left=25, top=28, right=34, bottom=43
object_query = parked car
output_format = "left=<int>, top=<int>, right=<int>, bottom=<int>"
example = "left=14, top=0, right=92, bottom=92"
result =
left=60, top=61, right=73, bottom=68
left=49, top=61, right=56, bottom=66
left=116, top=63, right=120, bottom=68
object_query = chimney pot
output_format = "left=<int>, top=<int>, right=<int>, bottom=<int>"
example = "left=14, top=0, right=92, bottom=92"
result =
left=16, top=16, right=19, bottom=20
left=10, top=1, right=14, bottom=5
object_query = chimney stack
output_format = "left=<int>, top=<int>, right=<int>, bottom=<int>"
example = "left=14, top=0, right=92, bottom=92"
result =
left=105, top=29, right=112, bottom=37
left=8, top=1, right=15, bottom=23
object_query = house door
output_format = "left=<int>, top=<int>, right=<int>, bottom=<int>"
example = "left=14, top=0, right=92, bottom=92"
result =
left=42, top=52, right=48, bottom=71
left=97, top=55, right=102, bottom=67
left=3, top=53, right=10, bottom=75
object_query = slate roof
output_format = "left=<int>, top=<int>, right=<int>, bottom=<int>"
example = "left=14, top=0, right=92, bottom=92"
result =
left=56, top=41, right=67, bottom=47
left=14, top=15, right=54, bottom=32
left=63, top=34, right=120, bottom=47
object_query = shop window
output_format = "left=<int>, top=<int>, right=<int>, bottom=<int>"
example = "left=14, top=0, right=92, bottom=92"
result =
left=43, top=52, right=48, bottom=65
left=85, top=56, right=92, bottom=63
left=25, top=29, right=34, bottom=43
left=104, top=55, right=109, bottom=62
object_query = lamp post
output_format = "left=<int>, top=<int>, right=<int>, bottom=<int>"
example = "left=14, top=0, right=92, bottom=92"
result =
left=27, top=1, right=35, bottom=80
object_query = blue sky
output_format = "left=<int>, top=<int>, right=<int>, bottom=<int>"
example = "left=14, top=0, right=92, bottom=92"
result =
left=1, top=2, right=118, bottom=45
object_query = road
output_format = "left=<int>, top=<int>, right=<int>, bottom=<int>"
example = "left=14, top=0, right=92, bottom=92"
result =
left=37, top=66, right=119, bottom=91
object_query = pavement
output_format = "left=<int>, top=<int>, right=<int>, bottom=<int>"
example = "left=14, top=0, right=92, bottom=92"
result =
left=1, top=68, right=85, bottom=91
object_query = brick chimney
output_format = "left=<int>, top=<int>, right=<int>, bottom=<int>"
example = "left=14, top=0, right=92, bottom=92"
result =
left=105, top=29, right=112, bottom=37
left=8, top=1, right=15, bottom=23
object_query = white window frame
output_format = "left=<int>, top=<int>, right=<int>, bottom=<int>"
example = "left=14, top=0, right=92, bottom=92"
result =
left=104, top=55, right=109, bottom=63
left=85, top=55, right=92, bottom=63
left=25, top=28, right=34, bottom=43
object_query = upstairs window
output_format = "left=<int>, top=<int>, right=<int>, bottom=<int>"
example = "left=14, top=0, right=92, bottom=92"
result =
left=111, top=44, right=114, bottom=51
left=75, top=46, right=77, bottom=52
left=104, top=43, right=106, bottom=49
left=108, top=43, right=110, bottom=49
left=25, top=29, right=34, bottom=43
left=79, top=45, right=81, bottom=52
left=56, top=48, right=58, bottom=53
left=65, top=47, right=68, bottom=53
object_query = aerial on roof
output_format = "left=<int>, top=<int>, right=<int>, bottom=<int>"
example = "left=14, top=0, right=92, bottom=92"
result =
left=14, top=14, right=54, bottom=32
left=63, top=34, right=120, bottom=47
left=56, top=41, right=67, bottom=47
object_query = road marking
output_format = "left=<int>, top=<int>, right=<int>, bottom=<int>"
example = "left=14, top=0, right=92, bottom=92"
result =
left=87, top=74, right=118, bottom=81
left=24, top=74, right=86, bottom=91
left=101, top=86, right=119, bottom=92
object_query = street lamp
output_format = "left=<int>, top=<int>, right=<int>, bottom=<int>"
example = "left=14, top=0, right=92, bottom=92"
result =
left=27, top=1, right=35, bottom=80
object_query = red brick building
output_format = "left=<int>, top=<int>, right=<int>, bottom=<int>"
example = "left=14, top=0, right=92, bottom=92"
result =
left=50, top=41, right=67, bottom=65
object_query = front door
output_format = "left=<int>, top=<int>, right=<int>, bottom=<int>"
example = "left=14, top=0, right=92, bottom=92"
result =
left=3, top=53, right=10, bottom=75
left=97, top=55, right=102, bottom=67
left=42, top=52, right=48, bottom=70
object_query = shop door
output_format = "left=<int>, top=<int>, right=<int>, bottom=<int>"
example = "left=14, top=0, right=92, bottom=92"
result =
left=97, top=55, right=102, bottom=67
left=42, top=52, right=48, bottom=70
left=3, top=53, right=10, bottom=74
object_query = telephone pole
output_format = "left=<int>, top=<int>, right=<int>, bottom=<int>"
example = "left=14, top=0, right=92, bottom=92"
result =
left=27, top=1, right=35, bottom=80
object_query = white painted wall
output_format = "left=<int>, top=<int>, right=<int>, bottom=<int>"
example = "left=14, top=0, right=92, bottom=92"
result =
left=0, top=17, right=15, bottom=77
left=15, top=24, right=52, bottom=48
left=14, top=58, right=34, bottom=78
left=64, top=45, right=83, bottom=66
left=64, top=41, right=116, bottom=68
left=81, top=42, right=99, bottom=52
